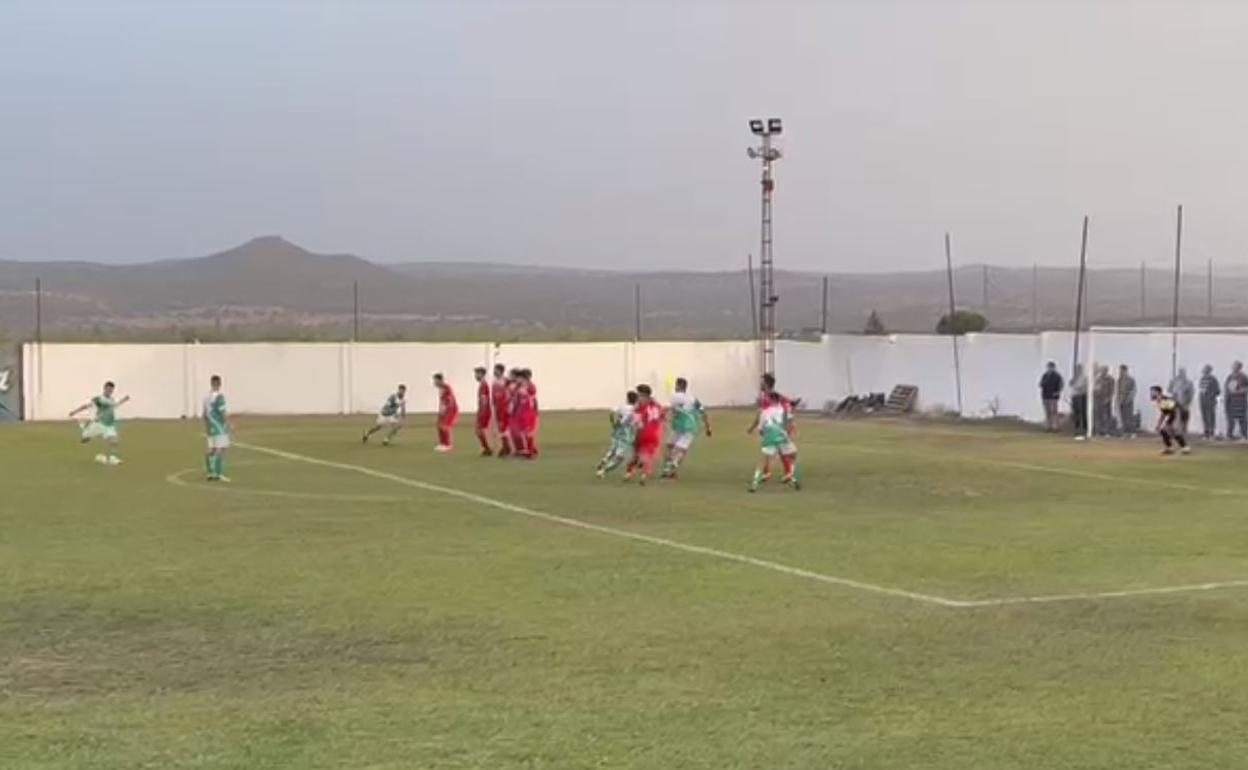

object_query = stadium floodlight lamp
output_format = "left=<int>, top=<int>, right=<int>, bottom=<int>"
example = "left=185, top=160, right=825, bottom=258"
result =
left=749, top=119, right=765, bottom=135
left=767, top=118, right=782, bottom=134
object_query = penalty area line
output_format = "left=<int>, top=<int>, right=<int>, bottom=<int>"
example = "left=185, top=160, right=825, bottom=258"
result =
left=237, top=442, right=965, bottom=608
left=237, top=442, right=1248, bottom=609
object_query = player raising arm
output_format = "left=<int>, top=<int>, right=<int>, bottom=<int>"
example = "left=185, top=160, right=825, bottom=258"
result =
left=662, top=377, right=711, bottom=479
left=203, top=375, right=231, bottom=481
left=362, top=384, right=407, bottom=446
left=69, top=381, right=130, bottom=465
left=597, top=390, right=638, bottom=477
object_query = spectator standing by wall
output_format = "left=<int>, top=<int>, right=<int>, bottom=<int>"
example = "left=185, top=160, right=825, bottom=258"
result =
left=1169, top=367, right=1195, bottom=433
left=1199, top=364, right=1220, bottom=439
left=1115, top=365, right=1138, bottom=437
left=1093, top=365, right=1115, bottom=436
left=1069, top=364, right=1088, bottom=440
left=1039, top=361, right=1064, bottom=432
left=1226, top=361, right=1248, bottom=440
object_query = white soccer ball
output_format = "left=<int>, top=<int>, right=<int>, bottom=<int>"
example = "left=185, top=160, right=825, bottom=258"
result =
left=94, top=454, right=107, bottom=464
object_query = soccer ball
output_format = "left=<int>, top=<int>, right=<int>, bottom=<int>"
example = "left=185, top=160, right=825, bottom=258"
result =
left=94, top=454, right=107, bottom=464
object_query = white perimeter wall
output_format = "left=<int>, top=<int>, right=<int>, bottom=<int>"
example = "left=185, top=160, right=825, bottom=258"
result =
left=22, top=341, right=760, bottom=420
left=29, top=334, right=1237, bottom=427
left=777, top=331, right=1243, bottom=432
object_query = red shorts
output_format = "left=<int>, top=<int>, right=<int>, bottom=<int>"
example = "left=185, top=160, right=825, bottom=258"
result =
left=476, top=412, right=491, bottom=430
left=438, top=411, right=459, bottom=428
left=635, top=436, right=661, bottom=456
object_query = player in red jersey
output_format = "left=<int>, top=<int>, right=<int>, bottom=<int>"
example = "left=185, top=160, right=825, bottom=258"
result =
left=473, top=366, right=493, bottom=456
left=521, top=368, right=539, bottom=458
left=624, top=384, right=666, bottom=485
left=433, top=372, right=458, bottom=452
left=511, top=370, right=538, bottom=458
left=506, top=368, right=528, bottom=457
left=490, top=363, right=512, bottom=457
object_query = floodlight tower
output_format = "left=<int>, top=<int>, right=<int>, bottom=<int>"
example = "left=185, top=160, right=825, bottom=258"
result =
left=748, top=118, right=782, bottom=376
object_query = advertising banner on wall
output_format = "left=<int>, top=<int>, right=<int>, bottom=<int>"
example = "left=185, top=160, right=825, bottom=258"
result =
left=0, top=345, right=21, bottom=422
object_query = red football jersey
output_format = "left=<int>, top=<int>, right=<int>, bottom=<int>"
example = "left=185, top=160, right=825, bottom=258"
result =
left=439, top=384, right=458, bottom=416
left=634, top=401, right=666, bottom=444
left=476, top=381, right=491, bottom=415
left=491, top=379, right=510, bottom=415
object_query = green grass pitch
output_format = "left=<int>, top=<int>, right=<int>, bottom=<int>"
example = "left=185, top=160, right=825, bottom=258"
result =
left=4, top=412, right=1248, bottom=769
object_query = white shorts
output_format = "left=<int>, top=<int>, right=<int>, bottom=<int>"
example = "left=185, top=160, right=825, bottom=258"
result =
left=206, top=434, right=231, bottom=450
left=81, top=421, right=118, bottom=441
left=671, top=432, right=695, bottom=451
left=376, top=414, right=402, bottom=426
left=761, top=441, right=797, bottom=457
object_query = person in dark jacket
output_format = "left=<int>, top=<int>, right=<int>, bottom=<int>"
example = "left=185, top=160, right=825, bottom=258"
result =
left=1093, top=365, right=1115, bottom=436
left=1198, top=364, right=1220, bottom=439
left=1039, top=361, right=1064, bottom=432
left=1226, top=361, right=1248, bottom=440
left=1116, top=365, right=1138, bottom=437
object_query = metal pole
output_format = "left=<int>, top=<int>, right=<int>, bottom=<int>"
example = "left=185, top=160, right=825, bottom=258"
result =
left=1207, top=258, right=1213, bottom=320
left=34, top=277, right=42, bottom=345
left=1140, top=261, right=1146, bottom=321
left=35, top=277, right=43, bottom=398
left=820, top=275, right=829, bottom=335
left=1031, top=263, right=1038, bottom=332
left=1071, top=216, right=1089, bottom=375
left=634, top=283, right=642, bottom=342
left=981, top=264, right=989, bottom=317
left=944, top=232, right=964, bottom=416
left=352, top=280, right=360, bottom=342
left=758, top=132, right=776, bottom=375
left=747, top=254, right=758, bottom=340
left=1171, top=204, right=1183, bottom=378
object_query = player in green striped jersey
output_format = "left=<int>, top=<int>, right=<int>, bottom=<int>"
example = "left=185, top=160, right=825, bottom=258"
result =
left=362, top=384, right=407, bottom=446
left=69, top=381, right=131, bottom=465
left=203, top=374, right=231, bottom=481
left=749, top=392, right=800, bottom=492
left=661, top=377, right=712, bottom=479
left=596, top=391, right=638, bottom=477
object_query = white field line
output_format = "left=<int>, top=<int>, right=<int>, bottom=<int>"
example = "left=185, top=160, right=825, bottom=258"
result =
left=954, top=580, right=1248, bottom=608
left=238, top=442, right=964, bottom=608
left=238, top=442, right=1248, bottom=609
left=165, top=465, right=407, bottom=503
left=829, top=442, right=1248, bottom=497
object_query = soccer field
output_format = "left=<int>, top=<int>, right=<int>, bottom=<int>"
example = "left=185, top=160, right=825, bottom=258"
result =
left=4, top=413, right=1248, bottom=769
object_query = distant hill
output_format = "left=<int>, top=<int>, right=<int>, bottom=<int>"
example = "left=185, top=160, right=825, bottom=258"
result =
left=2, top=236, right=1247, bottom=341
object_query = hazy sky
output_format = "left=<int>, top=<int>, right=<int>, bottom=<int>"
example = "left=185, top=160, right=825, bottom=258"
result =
left=4, top=0, right=1248, bottom=271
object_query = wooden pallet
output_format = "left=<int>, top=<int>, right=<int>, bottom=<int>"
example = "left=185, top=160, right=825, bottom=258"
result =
left=886, top=384, right=918, bottom=412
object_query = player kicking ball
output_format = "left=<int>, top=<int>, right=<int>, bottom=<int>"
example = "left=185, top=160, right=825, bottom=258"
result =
left=749, top=392, right=801, bottom=492
left=661, top=377, right=711, bottom=479
left=203, top=374, right=232, bottom=481
left=362, top=384, right=406, bottom=446
left=1150, top=386, right=1191, bottom=456
left=69, top=381, right=130, bottom=465
left=596, top=391, right=638, bottom=477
